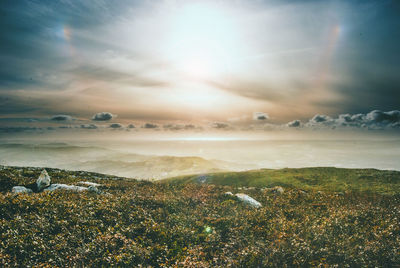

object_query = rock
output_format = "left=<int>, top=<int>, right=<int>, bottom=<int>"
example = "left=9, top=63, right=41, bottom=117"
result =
left=12, top=186, right=33, bottom=194
left=235, top=193, right=262, bottom=208
left=36, top=169, right=51, bottom=191
left=274, top=186, right=284, bottom=194
left=262, top=186, right=284, bottom=194
left=77, top=181, right=101, bottom=187
left=43, top=184, right=88, bottom=192
left=224, top=191, right=233, bottom=196
left=88, top=185, right=101, bottom=194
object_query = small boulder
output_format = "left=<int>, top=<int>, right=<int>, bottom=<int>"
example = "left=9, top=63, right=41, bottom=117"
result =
left=235, top=193, right=262, bottom=208
left=224, top=191, right=233, bottom=196
left=274, top=186, right=284, bottom=194
left=36, top=169, right=51, bottom=191
left=12, top=186, right=33, bottom=194
left=88, top=185, right=101, bottom=194
left=262, top=186, right=284, bottom=194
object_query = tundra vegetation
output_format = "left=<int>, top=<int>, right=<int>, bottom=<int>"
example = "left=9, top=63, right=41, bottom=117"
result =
left=0, top=166, right=399, bottom=267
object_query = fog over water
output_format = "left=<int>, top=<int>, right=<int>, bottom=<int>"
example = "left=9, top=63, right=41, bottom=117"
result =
left=1, top=135, right=399, bottom=179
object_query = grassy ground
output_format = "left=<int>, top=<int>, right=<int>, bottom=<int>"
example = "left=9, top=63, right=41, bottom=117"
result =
left=163, top=167, right=400, bottom=194
left=0, top=166, right=399, bottom=267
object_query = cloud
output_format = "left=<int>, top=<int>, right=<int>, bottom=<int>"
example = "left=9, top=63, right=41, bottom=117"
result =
left=163, top=124, right=198, bottom=131
left=109, top=123, right=123, bottom=129
left=80, top=124, right=98, bottom=129
left=366, top=110, right=400, bottom=124
left=211, top=122, right=231, bottom=129
left=253, top=112, right=269, bottom=121
left=142, top=123, right=158, bottom=129
left=287, top=120, right=301, bottom=127
left=0, top=126, right=41, bottom=133
left=92, top=112, right=114, bottom=121
left=51, top=115, right=72, bottom=121
left=305, top=110, right=400, bottom=129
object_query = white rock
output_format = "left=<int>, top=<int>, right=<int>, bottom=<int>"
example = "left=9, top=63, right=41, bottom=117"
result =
left=12, top=186, right=33, bottom=193
left=77, top=181, right=101, bottom=187
left=36, top=169, right=51, bottom=191
left=43, top=184, right=88, bottom=192
left=224, top=191, right=233, bottom=196
left=274, top=186, right=284, bottom=194
left=235, top=193, right=262, bottom=208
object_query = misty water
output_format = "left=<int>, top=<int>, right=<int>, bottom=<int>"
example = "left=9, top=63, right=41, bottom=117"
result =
left=1, top=138, right=399, bottom=179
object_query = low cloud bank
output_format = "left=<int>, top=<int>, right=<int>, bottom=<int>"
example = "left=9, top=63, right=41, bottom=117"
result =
left=51, top=115, right=73, bottom=121
left=303, top=110, right=400, bottom=129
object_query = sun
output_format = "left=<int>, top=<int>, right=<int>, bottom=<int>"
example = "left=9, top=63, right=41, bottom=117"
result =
left=164, top=3, right=242, bottom=79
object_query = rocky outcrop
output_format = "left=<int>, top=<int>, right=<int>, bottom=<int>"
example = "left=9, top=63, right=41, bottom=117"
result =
left=11, top=170, right=103, bottom=194
left=43, top=184, right=88, bottom=192
left=36, top=169, right=51, bottom=191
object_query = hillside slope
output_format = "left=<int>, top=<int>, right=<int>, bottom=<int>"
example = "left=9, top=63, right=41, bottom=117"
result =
left=1, top=166, right=399, bottom=267
left=163, top=167, right=400, bottom=194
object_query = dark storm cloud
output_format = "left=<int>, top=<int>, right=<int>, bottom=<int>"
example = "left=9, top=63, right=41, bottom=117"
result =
left=92, top=112, right=114, bottom=121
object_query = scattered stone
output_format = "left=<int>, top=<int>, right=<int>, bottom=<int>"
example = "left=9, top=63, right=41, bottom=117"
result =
left=36, top=169, right=51, bottom=191
left=12, top=186, right=33, bottom=194
left=275, top=186, right=284, bottom=194
left=88, top=185, right=101, bottom=194
left=224, top=191, right=233, bottom=196
left=43, top=184, right=88, bottom=192
left=262, top=186, right=285, bottom=194
left=235, top=193, right=262, bottom=208
left=77, top=181, right=101, bottom=187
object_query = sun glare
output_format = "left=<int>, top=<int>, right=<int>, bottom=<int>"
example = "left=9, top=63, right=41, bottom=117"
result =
left=165, top=3, right=242, bottom=79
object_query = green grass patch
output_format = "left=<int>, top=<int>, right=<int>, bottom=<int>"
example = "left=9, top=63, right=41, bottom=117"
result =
left=163, top=167, right=400, bottom=194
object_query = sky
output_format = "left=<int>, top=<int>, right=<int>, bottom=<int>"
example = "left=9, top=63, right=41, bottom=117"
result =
left=0, top=0, right=400, bottom=136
